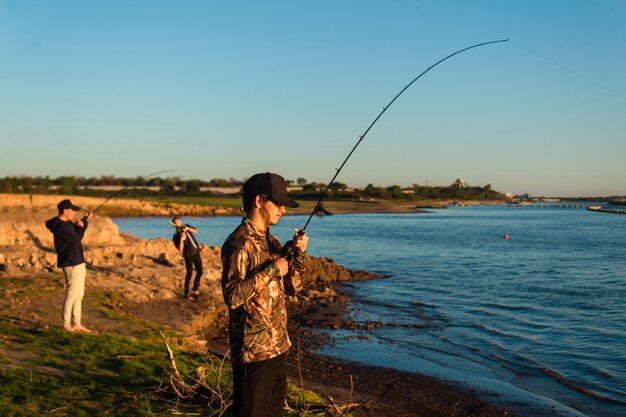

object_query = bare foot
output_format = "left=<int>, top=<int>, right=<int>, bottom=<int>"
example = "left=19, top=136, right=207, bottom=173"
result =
left=73, top=324, right=92, bottom=333
left=63, top=324, right=76, bottom=332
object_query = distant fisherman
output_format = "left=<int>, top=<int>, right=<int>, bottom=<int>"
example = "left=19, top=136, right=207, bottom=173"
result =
left=171, top=217, right=204, bottom=299
left=45, top=199, right=93, bottom=333
left=221, top=172, right=308, bottom=417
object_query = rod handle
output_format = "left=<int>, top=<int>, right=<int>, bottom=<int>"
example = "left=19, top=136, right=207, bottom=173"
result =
left=281, top=230, right=305, bottom=261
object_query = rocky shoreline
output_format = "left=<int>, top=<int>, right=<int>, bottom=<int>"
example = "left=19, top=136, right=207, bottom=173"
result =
left=1, top=201, right=527, bottom=416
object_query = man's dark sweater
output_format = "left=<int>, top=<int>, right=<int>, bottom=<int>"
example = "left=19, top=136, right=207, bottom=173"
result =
left=45, top=217, right=88, bottom=267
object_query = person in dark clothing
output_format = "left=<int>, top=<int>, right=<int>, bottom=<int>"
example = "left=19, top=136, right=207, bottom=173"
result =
left=171, top=217, right=204, bottom=299
left=45, top=199, right=93, bottom=333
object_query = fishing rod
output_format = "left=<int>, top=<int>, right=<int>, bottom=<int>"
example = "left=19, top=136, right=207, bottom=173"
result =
left=300, top=38, right=509, bottom=233
left=91, top=169, right=174, bottom=214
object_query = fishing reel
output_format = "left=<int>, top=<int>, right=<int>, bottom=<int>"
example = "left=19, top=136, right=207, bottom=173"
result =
left=281, top=240, right=295, bottom=262
left=281, top=230, right=306, bottom=262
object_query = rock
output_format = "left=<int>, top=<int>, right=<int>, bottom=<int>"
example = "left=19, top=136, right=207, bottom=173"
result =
left=304, top=256, right=383, bottom=283
left=43, top=253, right=56, bottom=267
left=214, top=208, right=233, bottom=216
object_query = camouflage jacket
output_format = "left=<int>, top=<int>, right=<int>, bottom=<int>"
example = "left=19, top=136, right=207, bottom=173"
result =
left=221, top=218, right=305, bottom=363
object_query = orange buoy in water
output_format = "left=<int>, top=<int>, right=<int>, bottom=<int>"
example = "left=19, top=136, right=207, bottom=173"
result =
left=503, top=234, right=509, bottom=239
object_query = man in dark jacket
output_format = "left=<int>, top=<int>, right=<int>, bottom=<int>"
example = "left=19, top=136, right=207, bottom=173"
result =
left=171, top=217, right=203, bottom=299
left=45, top=199, right=93, bottom=333
left=221, top=172, right=308, bottom=417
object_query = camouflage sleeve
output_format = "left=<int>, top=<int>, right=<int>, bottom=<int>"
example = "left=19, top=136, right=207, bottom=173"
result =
left=222, top=242, right=281, bottom=309
left=284, top=250, right=305, bottom=296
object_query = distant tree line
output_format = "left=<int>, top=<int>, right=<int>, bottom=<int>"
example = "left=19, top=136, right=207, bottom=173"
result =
left=291, top=179, right=505, bottom=201
left=0, top=175, right=506, bottom=201
left=0, top=175, right=243, bottom=198
left=410, top=182, right=504, bottom=201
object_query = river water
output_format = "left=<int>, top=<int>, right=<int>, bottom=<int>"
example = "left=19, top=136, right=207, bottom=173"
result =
left=114, top=205, right=626, bottom=417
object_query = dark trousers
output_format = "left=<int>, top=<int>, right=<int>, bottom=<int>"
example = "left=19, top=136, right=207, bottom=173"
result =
left=183, top=253, right=203, bottom=296
left=232, top=354, right=287, bottom=417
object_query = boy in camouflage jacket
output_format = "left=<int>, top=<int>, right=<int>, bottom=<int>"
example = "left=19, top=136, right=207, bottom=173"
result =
left=221, top=172, right=308, bottom=417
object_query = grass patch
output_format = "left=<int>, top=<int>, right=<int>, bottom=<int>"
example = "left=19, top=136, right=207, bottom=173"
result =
left=0, top=276, right=51, bottom=301
left=0, top=312, right=346, bottom=417
left=140, top=195, right=243, bottom=209
left=0, top=320, right=169, bottom=417
left=0, top=277, right=36, bottom=287
left=0, top=278, right=349, bottom=416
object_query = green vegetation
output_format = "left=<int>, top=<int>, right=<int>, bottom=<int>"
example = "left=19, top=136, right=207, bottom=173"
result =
left=0, top=175, right=243, bottom=198
left=0, top=321, right=169, bottom=417
left=0, top=289, right=345, bottom=417
left=0, top=174, right=507, bottom=202
left=292, top=181, right=504, bottom=201
left=140, top=195, right=244, bottom=209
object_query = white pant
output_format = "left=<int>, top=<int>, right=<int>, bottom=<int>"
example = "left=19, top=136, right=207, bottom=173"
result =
left=61, top=263, right=86, bottom=326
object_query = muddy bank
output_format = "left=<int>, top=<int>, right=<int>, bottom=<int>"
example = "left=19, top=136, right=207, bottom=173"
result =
left=201, top=272, right=520, bottom=417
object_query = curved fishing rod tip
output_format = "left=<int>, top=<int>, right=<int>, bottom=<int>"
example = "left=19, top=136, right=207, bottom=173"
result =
left=300, top=39, right=509, bottom=234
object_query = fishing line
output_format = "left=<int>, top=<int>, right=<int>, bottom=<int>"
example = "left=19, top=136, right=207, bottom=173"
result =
left=299, top=38, right=509, bottom=233
left=91, top=169, right=173, bottom=213
left=510, top=39, right=626, bottom=101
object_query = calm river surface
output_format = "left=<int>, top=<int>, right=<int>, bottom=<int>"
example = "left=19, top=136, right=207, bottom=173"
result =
left=114, top=205, right=626, bottom=417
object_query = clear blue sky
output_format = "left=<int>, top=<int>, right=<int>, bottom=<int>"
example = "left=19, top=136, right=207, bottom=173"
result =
left=1, top=0, right=624, bottom=197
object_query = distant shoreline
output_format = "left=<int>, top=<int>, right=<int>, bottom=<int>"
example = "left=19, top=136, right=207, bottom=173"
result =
left=0, top=192, right=513, bottom=218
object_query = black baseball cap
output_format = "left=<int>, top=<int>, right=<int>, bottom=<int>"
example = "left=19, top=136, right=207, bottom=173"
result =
left=243, top=172, right=299, bottom=208
left=57, top=199, right=81, bottom=212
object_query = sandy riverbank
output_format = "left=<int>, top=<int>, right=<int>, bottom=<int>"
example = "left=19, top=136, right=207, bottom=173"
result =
left=1, top=202, right=526, bottom=416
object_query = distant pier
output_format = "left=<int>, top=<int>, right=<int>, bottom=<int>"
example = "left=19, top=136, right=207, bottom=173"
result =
left=450, top=203, right=625, bottom=214
left=586, top=206, right=626, bottom=215
left=451, top=203, right=592, bottom=208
